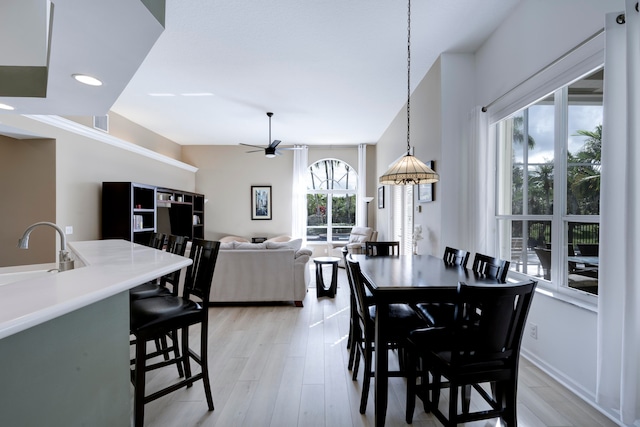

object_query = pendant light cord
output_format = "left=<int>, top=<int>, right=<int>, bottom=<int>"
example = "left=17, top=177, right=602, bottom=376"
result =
left=406, top=0, right=411, bottom=156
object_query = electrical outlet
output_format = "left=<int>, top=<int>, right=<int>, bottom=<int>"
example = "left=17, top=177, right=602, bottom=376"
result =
left=65, top=226, right=73, bottom=235
left=529, top=323, right=538, bottom=340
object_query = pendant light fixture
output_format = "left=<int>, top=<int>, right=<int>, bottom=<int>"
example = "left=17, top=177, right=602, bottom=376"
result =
left=379, top=0, right=439, bottom=186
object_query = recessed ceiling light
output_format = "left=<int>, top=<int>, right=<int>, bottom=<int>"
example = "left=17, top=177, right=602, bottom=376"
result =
left=0, top=103, right=15, bottom=111
left=72, top=74, right=103, bottom=86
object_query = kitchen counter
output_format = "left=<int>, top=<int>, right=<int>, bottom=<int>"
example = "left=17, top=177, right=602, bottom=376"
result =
left=0, top=239, right=192, bottom=339
left=0, top=239, right=191, bottom=427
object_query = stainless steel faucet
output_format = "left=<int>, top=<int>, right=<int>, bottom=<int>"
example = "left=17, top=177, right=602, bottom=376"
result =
left=18, top=222, right=75, bottom=271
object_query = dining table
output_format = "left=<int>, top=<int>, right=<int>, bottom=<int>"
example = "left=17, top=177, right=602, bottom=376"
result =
left=351, top=254, right=503, bottom=427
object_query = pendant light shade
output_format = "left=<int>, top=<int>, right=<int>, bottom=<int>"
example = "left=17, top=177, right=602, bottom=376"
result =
left=379, top=0, right=440, bottom=187
left=379, top=153, right=439, bottom=185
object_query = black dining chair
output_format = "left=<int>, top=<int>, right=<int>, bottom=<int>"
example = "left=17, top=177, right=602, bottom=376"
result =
left=443, top=246, right=470, bottom=268
left=148, top=232, right=166, bottom=250
left=471, top=252, right=510, bottom=282
left=365, top=241, right=400, bottom=256
left=346, top=255, right=428, bottom=414
left=415, top=246, right=470, bottom=327
left=405, top=279, right=537, bottom=426
left=342, top=247, right=374, bottom=371
left=342, top=247, right=357, bottom=366
left=130, top=239, right=220, bottom=427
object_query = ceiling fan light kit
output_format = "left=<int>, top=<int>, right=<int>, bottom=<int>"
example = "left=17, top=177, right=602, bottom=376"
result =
left=240, top=112, right=301, bottom=158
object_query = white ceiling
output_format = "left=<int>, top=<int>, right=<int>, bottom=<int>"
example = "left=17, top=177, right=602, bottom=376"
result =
left=1, top=0, right=521, bottom=147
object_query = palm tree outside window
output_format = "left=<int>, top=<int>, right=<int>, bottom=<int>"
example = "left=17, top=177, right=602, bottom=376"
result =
left=496, top=68, right=602, bottom=297
left=306, top=159, right=358, bottom=243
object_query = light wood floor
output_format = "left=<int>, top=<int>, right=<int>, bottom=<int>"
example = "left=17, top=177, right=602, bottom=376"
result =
left=138, top=265, right=618, bottom=427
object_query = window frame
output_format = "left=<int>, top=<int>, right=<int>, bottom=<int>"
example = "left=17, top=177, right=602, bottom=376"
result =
left=305, top=158, right=358, bottom=244
left=494, top=67, right=602, bottom=306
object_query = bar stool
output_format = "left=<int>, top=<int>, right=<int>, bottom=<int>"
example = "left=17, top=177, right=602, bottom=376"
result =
left=130, top=239, right=220, bottom=427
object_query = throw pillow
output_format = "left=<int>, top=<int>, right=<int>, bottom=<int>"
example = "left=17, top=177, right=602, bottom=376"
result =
left=220, top=241, right=235, bottom=250
left=266, top=238, right=302, bottom=252
left=220, top=235, right=249, bottom=243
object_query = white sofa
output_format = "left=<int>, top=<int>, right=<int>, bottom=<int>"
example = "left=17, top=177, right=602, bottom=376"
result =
left=209, top=238, right=311, bottom=306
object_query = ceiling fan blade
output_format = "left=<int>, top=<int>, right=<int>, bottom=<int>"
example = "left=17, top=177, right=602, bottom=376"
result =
left=245, top=149, right=263, bottom=153
left=269, top=139, right=282, bottom=149
left=277, top=147, right=305, bottom=151
left=240, top=143, right=266, bottom=149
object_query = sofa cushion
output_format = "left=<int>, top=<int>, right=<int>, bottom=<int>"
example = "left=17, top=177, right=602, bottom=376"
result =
left=220, top=241, right=236, bottom=250
left=235, top=242, right=266, bottom=250
left=266, top=238, right=302, bottom=252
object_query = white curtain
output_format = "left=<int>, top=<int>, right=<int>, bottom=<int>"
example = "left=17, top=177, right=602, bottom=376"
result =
left=470, top=106, right=495, bottom=255
left=597, top=3, right=640, bottom=425
left=291, top=145, right=308, bottom=241
left=357, top=143, right=367, bottom=226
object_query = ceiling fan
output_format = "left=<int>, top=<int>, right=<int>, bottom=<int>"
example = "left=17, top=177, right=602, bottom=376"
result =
left=240, top=112, right=302, bottom=158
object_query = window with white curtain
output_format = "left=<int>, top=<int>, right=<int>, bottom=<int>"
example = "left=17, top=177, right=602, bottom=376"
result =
left=495, top=67, right=602, bottom=297
left=305, top=159, right=358, bottom=243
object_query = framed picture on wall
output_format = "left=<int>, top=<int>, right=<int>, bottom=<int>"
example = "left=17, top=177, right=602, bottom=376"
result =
left=417, top=161, right=435, bottom=203
left=251, top=185, right=272, bottom=220
left=378, top=186, right=385, bottom=209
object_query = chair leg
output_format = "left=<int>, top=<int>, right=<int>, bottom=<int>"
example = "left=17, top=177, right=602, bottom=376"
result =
left=199, top=323, right=214, bottom=411
left=352, top=344, right=361, bottom=381
left=405, top=350, right=417, bottom=424
left=133, top=335, right=147, bottom=427
left=462, top=384, right=472, bottom=414
left=168, top=329, right=184, bottom=378
left=347, top=295, right=356, bottom=351
left=359, top=339, right=373, bottom=414
left=431, top=370, right=442, bottom=413
left=181, top=326, right=193, bottom=386
left=502, top=378, right=518, bottom=427
left=347, top=322, right=359, bottom=371
left=448, top=381, right=459, bottom=427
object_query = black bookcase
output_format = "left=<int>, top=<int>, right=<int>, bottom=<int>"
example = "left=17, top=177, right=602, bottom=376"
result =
left=102, top=182, right=205, bottom=244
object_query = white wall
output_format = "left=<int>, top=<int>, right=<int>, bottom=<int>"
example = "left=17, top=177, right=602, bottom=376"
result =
left=183, top=144, right=372, bottom=245
left=0, top=114, right=196, bottom=260
left=182, top=145, right=295, bottom=240
left=475, top=0, right=622, bottom=111
left=375, top=53, right=476, bottom=256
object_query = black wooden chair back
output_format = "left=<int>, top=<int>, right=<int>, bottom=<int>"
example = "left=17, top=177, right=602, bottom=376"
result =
left=443, top=246, right=470, bottom=268
left=365, top=241, right=400, bottom=257
left=159, top=235, right=189, bottom=295
left=148, top=232, right=166, bottom=249
left=472, top=252, right=510, bottom=282
left=406, top=279, right=537, bottom=426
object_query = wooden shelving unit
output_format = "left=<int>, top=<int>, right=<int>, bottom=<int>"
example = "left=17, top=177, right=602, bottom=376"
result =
left=102, top=182, right=205, bottom=244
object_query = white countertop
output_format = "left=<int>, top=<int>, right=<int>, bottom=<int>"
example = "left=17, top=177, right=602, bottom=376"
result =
left=0, top=239, right=192, bottom=340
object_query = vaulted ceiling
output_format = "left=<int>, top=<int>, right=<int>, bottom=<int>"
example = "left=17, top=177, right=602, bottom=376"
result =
left=0, top=0, right=521, bottom=146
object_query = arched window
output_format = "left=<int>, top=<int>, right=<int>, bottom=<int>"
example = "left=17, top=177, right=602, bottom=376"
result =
left=306, top=158, right=357, bottom=242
